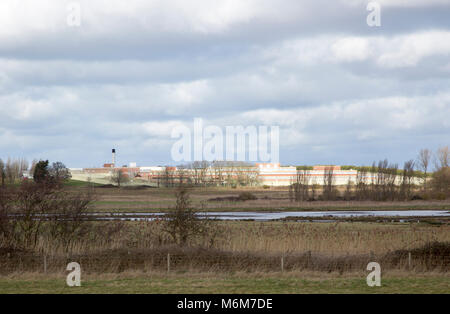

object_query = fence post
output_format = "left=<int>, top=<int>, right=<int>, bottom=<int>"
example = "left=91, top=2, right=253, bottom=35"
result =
left=167, top=253, right=170, bottom=273
left=408, top=252, right=411, bottom=269
left=43, top=255, right=47, bottom=273
left=307, top=250, right=311, bottom=267
left=281, top=256, right=284, bottom=273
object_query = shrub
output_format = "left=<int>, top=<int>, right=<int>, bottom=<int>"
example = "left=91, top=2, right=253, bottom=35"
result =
left=162, top=188, right=211, bottom=246
left=0, top=180, right=94, bottom=251
left=238, top=192, right=257, bottom=201
left=431, top=167, right=450, bottom=198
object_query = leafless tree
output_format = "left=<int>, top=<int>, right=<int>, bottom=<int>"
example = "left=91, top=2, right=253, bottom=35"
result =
left=3, top=158, right=28, bottom=184
left=376, top=160, right=388, bottom=201
left=0, top=184, right=16, bottom=245
left=0, top=159, right=5, bottom=187
left=162, top=188, right=210, bottom=246
left=176, top=166, right=189, bottom=187
left=431, top=146, right=450, bottom=198
left=0, top=180, right=94, bottom=250
left=431, top=167, right=450, bottom=198
left=435, top=146, right=449, bottom=170
left=5, top=158, right=15, bottom=184
left=290, top=169, right=310, bottom=202
left=418, top=148, right=432, bottom=191
left=210, top=161, right=223, bottom=186
left=310, top=178, right=318, bottom=200
left=386, top=163, right=399, bottom=201
left=343, top=179, right=352, bottom=201
left=30, top=159, right=38, bottom=177
left=110, top=169, right=129, bottom=187
left=49, top=161, right=72, bottom=184
left=322, top=166, right=336, bottom=201
left=400, top=160, right=416, bottom=201
left=46, top=186, right=95, bottom=251
left=160, top=167, right=176, bottom=187
left=355, top=167, right=368, bottom=201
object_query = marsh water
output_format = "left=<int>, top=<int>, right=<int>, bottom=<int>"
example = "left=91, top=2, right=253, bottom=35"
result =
left=91, top=210, right=450, bottom=221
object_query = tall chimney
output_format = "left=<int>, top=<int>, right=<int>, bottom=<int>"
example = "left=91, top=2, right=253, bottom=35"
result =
left=112, top=149, right=116, bottom=167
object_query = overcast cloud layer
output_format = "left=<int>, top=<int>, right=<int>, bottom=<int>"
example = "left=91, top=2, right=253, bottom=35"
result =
left=1, top=0, right=449, bottom=167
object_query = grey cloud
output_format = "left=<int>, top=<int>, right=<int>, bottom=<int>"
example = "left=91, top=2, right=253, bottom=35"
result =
left=0, top=0, right=449, bottom=167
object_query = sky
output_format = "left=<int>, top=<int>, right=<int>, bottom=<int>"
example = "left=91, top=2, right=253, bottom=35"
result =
left=0, top=0, right=449, bottom=168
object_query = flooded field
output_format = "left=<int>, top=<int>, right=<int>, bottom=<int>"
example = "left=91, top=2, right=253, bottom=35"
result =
left=88, top=210, right=450, bottom=221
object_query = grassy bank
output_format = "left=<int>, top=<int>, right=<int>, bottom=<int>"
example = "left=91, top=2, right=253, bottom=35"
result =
left=0, top=272, right=448, bottom=294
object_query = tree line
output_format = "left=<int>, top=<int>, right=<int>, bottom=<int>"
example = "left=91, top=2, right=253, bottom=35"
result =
left=0, top=158, right=71, bottom=186
left=143, top=161, right=260, bottom=188
left=290, top=146, right=450, bottom=202
left=0, top=159, right=90, bottom=251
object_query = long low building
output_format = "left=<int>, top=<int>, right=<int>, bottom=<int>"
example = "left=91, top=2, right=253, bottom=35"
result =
left=256, top=163, right=357, bottom=186
left=69, top=162, right=363, bottom=187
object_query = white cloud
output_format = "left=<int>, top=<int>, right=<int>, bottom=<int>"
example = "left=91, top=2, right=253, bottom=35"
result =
left=0, top=0, right=290, bottom=41
left=343, top=0, right=450, bottom=7
left=376, top=31, right=450, bottom=68
left=331, top=37, right=370, bottom=62
left=265, top=30, right=450, bottom=69
left=236, top=92, right=450, bottom=145
left=141, top=120, right=187, bottom=138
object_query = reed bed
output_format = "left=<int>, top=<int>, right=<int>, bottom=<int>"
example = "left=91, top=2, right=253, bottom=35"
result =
left=13, top=221, right=449, bottom=256
left=214, top=221, right=450, bottom=255
left=1, top=220, right=449, bottom=274
left=1, top=242, right=448, bottom=274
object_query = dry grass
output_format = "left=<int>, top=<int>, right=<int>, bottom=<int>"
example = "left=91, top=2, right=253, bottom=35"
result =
left=8, top=220, right=449, bottom=256
left=2, top=186, right=449, bottom=276
left=84, top=186, right=450, bottom=212
left=1, top=239, right=448, bottom=274
left=214, top=221, right=450, bottom=255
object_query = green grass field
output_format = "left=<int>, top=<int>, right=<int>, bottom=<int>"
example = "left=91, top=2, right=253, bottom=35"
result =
left=0, top=273, right=448, bottom=294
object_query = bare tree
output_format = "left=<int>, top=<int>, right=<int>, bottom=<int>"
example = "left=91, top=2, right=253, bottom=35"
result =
left=386, top=163, right=399, bottom=201
left=211, top=161, right=225, bottom=186
left=18, top=158, right=28, bottom=179
left=344, top=178, right=353, bottom=201
left=110, top=169, right=129, bottom=187
left=418, top=148, right=432, bottom=191
left=176, top=166, right=189, bottom=187
left=0, top=184, right=16, bottom=245
left=432, top=146, right=450, bottom=198
left=355, top=167, right=368, bottom=201
left=0, top=180, right=94, bottom=250
left=431, top=167, right=450, bottom=198
left=49, top=161, right=72, bottom=184
left=5, top=158, right=15, bottom=184
left=162, top=188, right=210, bottom=245
left=46, top=186, right=95, bottom=251
left=290, top=169, right=310, bottom=202
left=310, top=177, right=318, bottom=200
left=0, top=159, right=5, bottom=187
left=2, top=158, right=28, bottom=184
left=29, top=159, right=38, bottom=177
left=400, top=160, right=415, bottom=201
left=376, top=159, right=388, bottom=201
left=322, top=166, right=336, bottom=201
left=435, top=146, right=449, bottom=170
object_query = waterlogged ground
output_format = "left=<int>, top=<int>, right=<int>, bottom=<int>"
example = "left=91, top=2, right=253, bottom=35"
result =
left=84, top=184, right=450, bottom=213
left=87, top=210, right=450, bottom=222
left=0, top=273, right=448, bottom=293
